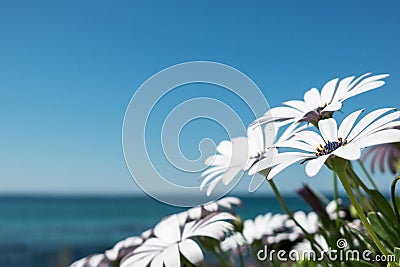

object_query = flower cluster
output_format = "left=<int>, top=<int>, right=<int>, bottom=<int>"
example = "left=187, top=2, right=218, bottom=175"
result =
left=73, top=72, right=400, bottom=266
left=70, top=197, right=240, bottom=267
left=197, top=72, right=400, bottom=266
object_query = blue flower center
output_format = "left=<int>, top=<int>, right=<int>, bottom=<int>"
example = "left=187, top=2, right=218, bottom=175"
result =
left=315, top=137, right=347, bottom=157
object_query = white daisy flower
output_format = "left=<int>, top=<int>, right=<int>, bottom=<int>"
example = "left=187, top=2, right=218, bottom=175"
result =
left=255, top=108, right=400, bottom=178
left=325, top=199, right=346, bottom=220
left=176, top=196, right=242, bottom=225
left=121, top=212, right=235, bottom=267
left=70, top=254, right=110, bottom=267
left=293, top=234, right=329, bottom=254
left=200, top=123, right=306, bottom=195
left=204, top=196, right=242, bottom=212
left=255, top=73, right=389, bottom=125
left=220, top=232, right=247, bottom=252
left=242, top=212, right=289, bottom=244
left=284, top=211, right=319, bottom=241
left=141, top=228, right=154, bottom=240
left=105, top=236, right=143, bottom=262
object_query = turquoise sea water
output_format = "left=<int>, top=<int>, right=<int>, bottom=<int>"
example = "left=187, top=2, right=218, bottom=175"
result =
left=0, top=195, right=310, bottom=267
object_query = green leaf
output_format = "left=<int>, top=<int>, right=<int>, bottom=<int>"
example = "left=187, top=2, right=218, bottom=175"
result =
left=394, top=247, right=400, bottom=264
left=369, top=190, right=398, bottom=225
left=341, top=260, right=376, bottom=267
left=367, top=212, right=398, bottom=249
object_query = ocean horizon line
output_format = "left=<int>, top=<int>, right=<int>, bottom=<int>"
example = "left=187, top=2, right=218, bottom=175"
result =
left=0, top=191, right=389, bottom=199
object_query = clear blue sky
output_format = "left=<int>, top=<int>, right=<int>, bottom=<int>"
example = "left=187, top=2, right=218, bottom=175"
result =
left=1, top=1, right=399, bottom=196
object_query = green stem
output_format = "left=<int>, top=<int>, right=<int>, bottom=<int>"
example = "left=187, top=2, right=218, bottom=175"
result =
left=347, top=166, right=369, bottom=192
left=333, top=172, right=340, bottom=229
left=268, top=180, right=313, bottom=238
left=358, top=159, right=379, bottom=191
left=347, top=166, right=374, bottom=211
left=334, top=160, right=390, bottom=257
left=268, top=179, right=337, bottom=266
left=391, top=175, right=400, bottom=227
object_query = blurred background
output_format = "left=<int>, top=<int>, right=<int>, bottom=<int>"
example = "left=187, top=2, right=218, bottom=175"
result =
left=1, top=1, right=399, bottom=266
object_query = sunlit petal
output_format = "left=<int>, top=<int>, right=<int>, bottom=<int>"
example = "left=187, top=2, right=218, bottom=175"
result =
left=178, top=239, right=203, bottom=265
left=318, top=118, right=337, bottom=142
left=332, top=143, right=361, bottom=160
left=355, top=129, right=400, bottom=148
left=305, top=155, right=329, bottom=177
left=320, top=77, right=338, bottom=104
left=338, top=109, right=364, bottom=138
left=304, top=88, right=321, bottom=109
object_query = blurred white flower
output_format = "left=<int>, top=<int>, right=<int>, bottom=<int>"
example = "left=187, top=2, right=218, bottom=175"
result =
left=285, top=211, right=319, bottom=241
left=204, top=196, right=242, bottom=212
left=242, top=212, right=289, bottom=244
left=176, top=196, right=241, bottom=225
left=220, top=232, right=247, bottom=252
left=105, top=236, right=143, bottom=262
left=255, top=73, right=389, bottom=125
left=325, top=199, right=346, bottom=220
left=121, top=213, right=235, bottom=267
left=347, top=219, right=364, bottom=231
left=259, top=108, right=400, bottom=178
left=294, top=234, right=329, bottom=253
left=70, top=254, right=110, bottom=267
left=141, top=228, right=154, bottom=240
left=200, top=123, right=306, bottom=195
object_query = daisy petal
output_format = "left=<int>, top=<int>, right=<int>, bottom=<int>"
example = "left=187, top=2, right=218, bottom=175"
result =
left=355, top=129, right=400, bottom=149
left=216, top=140, right=232, bottom=155
left=277, top=123, right=308, bottom=143
left=304, top=88, right=321, bottom=109
left=294, top=131, right=325, bottom=147
left=372, top=121, right=400, bottom=133
left=222, top=168, right=242, bottom=185
left=320, top=78, right=338, bottom=104
left=248, top=173, right=267, bottom=192
left=274, top=140, right=315, bottom=152
left=344, top=74, right=389, bottom=100
left=318, top=118, right=338, bottom=142
left=305, top=155, right=329, bottom=177
left=263, top=122, right=277, bottom=147
left=163, top=243, right=180, bottom=267
left=154, top=215, right=180, bottom=243
left=178, top=239, right=204, bottom=265
left=332, top=75, right=355, bottom=102
left=248, top=125, right=264, bottom=156
left=248, top=158, right=272, bottom=176
left=206, top=178, right=222, bottom=196
left=267, top=156, right=307, bottom=180
left=200, top=165, right=225, bottom=178
left=200, top=171, right=224, bottom=191
left=322, top=101, right=342, bottom=112
left=332, top=143, right=361, bottom=160
left=347, top=108, right=394, bottom=141
left=353, top=110, right=400, bottom=140
left=269, top=106, right=303, bottom=120
left=338, top=109, right=364, bottom=139
left=347, top=73, right=371, bottom=88
left=283, top=100, right=310, bottom=112
left=345, top=81, right=385, bottom=99
left=187, top=207, right=202, bottom=220
left=150, top=253, right=164, bottom=267
left=122, top=252, right=155, bottom=267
